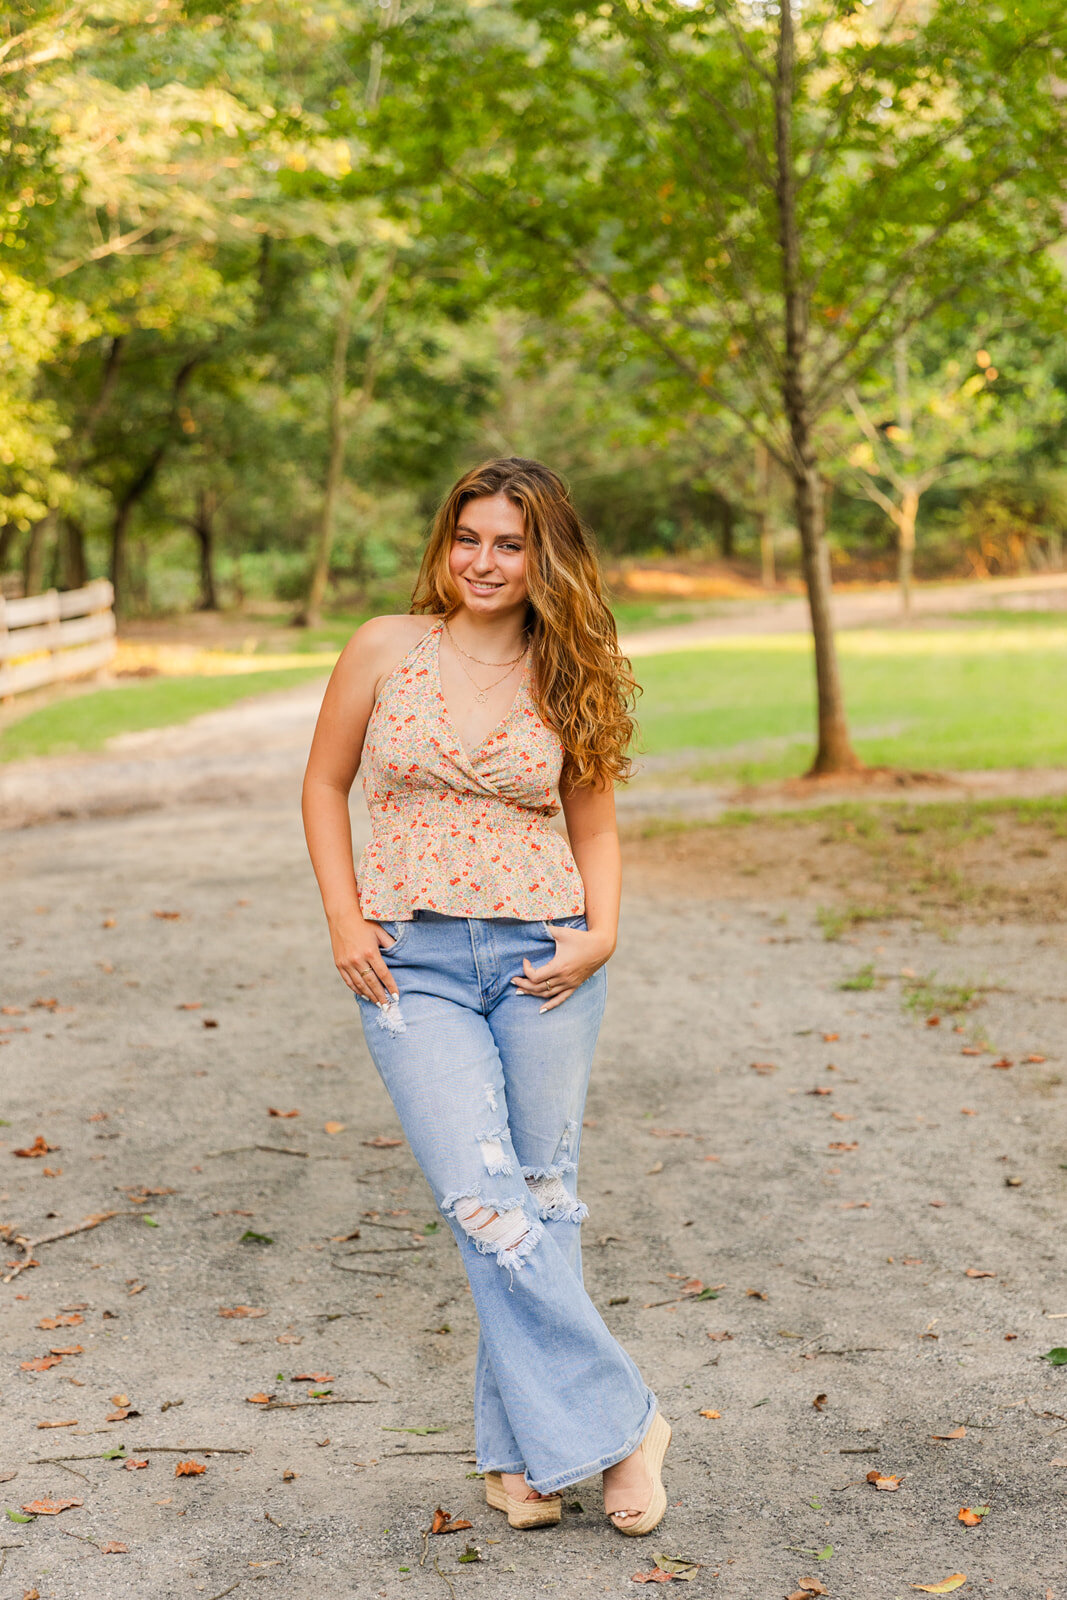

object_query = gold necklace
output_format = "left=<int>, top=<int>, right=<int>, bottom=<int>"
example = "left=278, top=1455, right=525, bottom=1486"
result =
left=443, top=627, right=526, bottom=705
left=444, top=619, right=527, bottom=668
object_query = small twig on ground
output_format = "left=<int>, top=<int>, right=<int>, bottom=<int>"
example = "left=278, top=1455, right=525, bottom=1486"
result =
left=51, top=1460, right=91, bottom=1482
left=205, top=1145, right=308, bottom=1159
left=261, top=1398, right=376, bottom=1411
left=330, top=1262, right=400, bottom=1278
left=342, top=1245, right=424, bottom=1256
left=433, top=1556, right=457, bottom=1599
left=811, top=1347, right=892, bottom=1356
left=420, top=1529, right=430, bottom=1568
left=1, top=1210, right=133, bottom=1283
left=31, top=1446, right=252, bottom=1463
left=840, top=1445, right=881, bottom=1454
left=391, top=1449, right=475, bottom=1457
left=1027, top=1400, right=1067, bottom=1424
left=0, top=1544, right=26, bottom=1579
left=365, top=1370, right=391, bottom=1387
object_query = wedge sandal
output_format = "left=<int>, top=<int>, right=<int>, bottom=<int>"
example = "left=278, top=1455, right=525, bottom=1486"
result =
left=484, top=1472, right=562, bottom=1529
left=605, top=1410, right=672, bottom=1537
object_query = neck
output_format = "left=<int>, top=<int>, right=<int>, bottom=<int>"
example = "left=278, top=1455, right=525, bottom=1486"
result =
left=447, top=604, right=529, bottom=658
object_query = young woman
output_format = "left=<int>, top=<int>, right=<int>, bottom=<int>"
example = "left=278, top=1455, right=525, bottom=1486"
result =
left=301, top=457, right=670, bottom=1535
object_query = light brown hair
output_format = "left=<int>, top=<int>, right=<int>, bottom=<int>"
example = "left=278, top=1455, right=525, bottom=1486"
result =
left=411, top=457, right=639, bottom=788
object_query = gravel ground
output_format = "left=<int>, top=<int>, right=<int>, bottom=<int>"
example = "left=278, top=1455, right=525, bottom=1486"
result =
left=2, top=735, right=1066, bottom=1599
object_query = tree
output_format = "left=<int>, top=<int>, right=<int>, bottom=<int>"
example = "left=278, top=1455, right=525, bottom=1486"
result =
left=364, top=0, right=1067, bottom=773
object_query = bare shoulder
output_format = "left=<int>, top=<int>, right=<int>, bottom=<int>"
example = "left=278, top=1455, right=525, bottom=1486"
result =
left=336, top=613, right=440, bottom=695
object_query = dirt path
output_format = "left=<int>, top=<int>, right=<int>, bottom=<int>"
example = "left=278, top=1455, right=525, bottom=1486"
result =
left=2, top=766, right=1066, bottom=1597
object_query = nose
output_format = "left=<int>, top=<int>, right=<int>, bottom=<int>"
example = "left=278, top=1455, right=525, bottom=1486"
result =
left=472, top=542, right=497, bottom=572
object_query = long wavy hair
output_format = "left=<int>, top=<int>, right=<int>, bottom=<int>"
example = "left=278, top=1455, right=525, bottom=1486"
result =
left=411, top=457, right=639, bottom=788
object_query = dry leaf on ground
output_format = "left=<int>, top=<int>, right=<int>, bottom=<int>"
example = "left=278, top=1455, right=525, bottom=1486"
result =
left=36, top=1419, right=78, bottom=1429
left=965, top=1268, right=995, bottom=1279
left=21, top=1498, right=82, bottom=1515
left=20, top=1355, right=63, bottom=1372
left=932, top=1426, right=966, bottom=1441
left=813, top=1393, right=828, bottom=1412
left=867, top=1470, right=903, bottom=1491
left=13, top=1135, right=58, bottom=1158
left=246, top=1393, right=273, bottom=1404
left=428, top=1506, right=473, bottom=1535
left=268, top=1107, right=299, bottom=1118
left=324, top=1121, right=347, bottom=1135
left=790, top=1582, right=828, bottom=1598
left=698, top=1409, right=721, bottom=1419
left=910, top=1576, right=966, bottom=1594
left=174, top=1460, right=206, bottom=1477
left=219, top=1306, right=266, bottom=1319
left=292, top=1372, right=334, bottom=1383
left=123, top=1459, right=149, bottom=1471
left=38, top=1313, right=82, bottom=1330
left=99, top=1541, right=128, bottom=1553
left=958, top=1506, right=989, bottom=1526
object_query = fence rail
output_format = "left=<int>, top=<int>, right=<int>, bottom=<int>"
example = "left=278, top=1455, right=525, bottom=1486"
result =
left=0, top=580, right=117, bottom=699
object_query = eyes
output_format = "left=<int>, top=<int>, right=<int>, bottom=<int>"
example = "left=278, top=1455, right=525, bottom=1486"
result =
left=454, top=533, right=524, bottom=554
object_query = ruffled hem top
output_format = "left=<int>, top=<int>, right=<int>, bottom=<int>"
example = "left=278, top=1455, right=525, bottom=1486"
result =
left=355, top=621, right=584, bottom=922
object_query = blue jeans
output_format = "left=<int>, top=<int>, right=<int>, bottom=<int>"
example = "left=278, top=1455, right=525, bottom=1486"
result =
left=354, top=910, right=658, bottom=1494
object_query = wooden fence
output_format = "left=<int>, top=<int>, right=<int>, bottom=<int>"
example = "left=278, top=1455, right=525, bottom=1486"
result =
left=0, top=579, right=117, bottom=700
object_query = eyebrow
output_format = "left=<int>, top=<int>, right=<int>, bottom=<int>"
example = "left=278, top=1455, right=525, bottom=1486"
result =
left=455, top=522, right=525, bottom=539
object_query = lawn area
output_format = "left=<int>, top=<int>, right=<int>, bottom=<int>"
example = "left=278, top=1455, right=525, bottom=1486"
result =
left=634, top=620, right=1067, bottom=778
left=2, top=615, right=1064, bottom=774
left=0, top=665, right=327, bottom=764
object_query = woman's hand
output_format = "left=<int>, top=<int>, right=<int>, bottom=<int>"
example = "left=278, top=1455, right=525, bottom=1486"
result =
left=328, top=911, right=399, bottom=1005
left=510, top=925, right=615, bottom=1012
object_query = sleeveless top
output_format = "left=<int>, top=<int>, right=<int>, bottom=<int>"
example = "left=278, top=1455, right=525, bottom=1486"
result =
left=355, top=621, right=584, bottom=921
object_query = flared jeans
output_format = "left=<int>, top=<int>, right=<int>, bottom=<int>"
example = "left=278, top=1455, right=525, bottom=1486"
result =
left=354, top=910, right=658, bottom=1494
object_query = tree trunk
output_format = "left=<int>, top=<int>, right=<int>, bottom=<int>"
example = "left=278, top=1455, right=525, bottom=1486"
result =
left=192, top=487, right=220, bottom=610
left=23, top=510, right=56, bottom=596
left=0, top=522, right=17, bottom=573
left=775, top=0, right=861, bottom=775
left=755, top=440, right=775, bottom=589
left=898, top=489, right=918, bottom=615
left=61, top=518, right=88, bottom=590
left=110, top=355, right=201, bottom=612
left=718, top=497, right=735, bottom=560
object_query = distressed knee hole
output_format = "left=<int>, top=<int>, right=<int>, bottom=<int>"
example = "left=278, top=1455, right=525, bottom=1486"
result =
left=453, top=1195, right=531, bottom=1254
left=476, top=1124, right=513, bottom=1176
left=525, top=1171, right=588, bottom=1224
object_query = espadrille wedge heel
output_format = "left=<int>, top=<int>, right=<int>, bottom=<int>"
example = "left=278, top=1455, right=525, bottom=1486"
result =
left=484, top=1473, right=562, bottom=1529
left=605, top=1411, right=672, bottom=1537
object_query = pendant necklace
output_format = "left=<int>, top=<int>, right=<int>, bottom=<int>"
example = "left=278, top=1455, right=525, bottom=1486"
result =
left=443, top=621, right=527, bottom=705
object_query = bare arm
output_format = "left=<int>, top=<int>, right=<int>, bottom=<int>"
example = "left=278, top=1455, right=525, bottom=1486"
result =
left=510, top=775, right=621, bottom=1011
left=301, top=616, right=425, bottom=1003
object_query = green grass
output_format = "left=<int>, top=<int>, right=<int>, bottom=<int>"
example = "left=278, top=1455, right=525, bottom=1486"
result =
left=633, top=623, right=1067, bottom=778
left=0, top=666, right=327, bottom=763
left=901, top=973, right=984, bottom=1015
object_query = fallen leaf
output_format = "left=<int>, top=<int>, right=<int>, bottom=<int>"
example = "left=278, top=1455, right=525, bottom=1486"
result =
left=813, top=1393, right=828, bottom=1412
left=650, top=1553, right=701, bottom=1580
left=823, top=1032, right=839, bottom=1042
left=49, top=1345, right=83, bottom=1357
left=174, top=1460, right=206, bottom=1477
left=153, top=910, right=181, bottom=920
left=990, top=1057, right=1013, bottom=1070
left=750, top=1061, right=776, bottom=1074
left=706, top=1331, right=733, bottom=1342
left=37, top=1314, right=82, bottom=1330
left=20, top=1356, right=63, bottom=1371
left=13, top=1135, right=58, bottom=1158
left=276, top=1332, right=302, bottom=1344
left=219, top=1306, right=266, bottom=1319
left=100, top=1540, right=128, bottom=1553
left=1026, top=1053, right=1046, bottom=1063
left=830, top=1112, right=854, bottom=1122
left=1040, top=1348, right=1067, bottom=1366
left=21, top=1497, right=83, bottom=1515
left=910, top=1575, right=967, bottom=1594
left=202, top=1018, right=218, bottom=1028
left=177, top=1001, right=202, bottom=1010
left=292, top=1372, right=334, bottom=1383
left=361, top=1132, right=401, bottom=1146
left=429, top=1506, right=473, bottom=1535
left=964, top=1268, right=995, bottom=1279
left=793, top=1583, right=828, bottom=1597
left=957, top=1506, right=989, bottom=1526
left=282, top=1469, right=298, bottom=1482
left=746, top=1289, right=768, bottom=1300
left=107, top=1407, right=139, bottom=1421
left=246, top=1393, right=273, bottom=1404
left=36, top=1419, right=78, bottom=1429
left=110, top=1393, right=128, bottom=1407
left=698, top=1409, right=721, bottom=1419
left=646, top=1160, right=664, bottom=1176
left=828, top=1141, right=858, bottom=1151
left=931, top=1426, right=966, bottom=1441
left=268, top=1107, right=299, bottom=1118
left=807, top=1087, right=833, bottom=1096
left=631, top=1573, right=674, bottom=1585
left=926, top=1015, right=941, bottom=1027
left=961, top=1047, right=982, bottom=1056
left=123, top=1459, right=149, bottom=1471
left=867, top=1470, right=902, bottom=1491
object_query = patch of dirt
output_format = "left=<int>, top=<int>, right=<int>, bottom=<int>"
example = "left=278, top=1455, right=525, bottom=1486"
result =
left=623, top=807, right=1067, bottom=927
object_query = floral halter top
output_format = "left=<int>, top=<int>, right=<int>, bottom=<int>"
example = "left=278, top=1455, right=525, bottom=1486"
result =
left=355, top=621, right=584, bottom=922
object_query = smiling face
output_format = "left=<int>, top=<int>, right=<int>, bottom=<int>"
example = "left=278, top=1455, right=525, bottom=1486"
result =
left=448, top=492, right=529, bottom=617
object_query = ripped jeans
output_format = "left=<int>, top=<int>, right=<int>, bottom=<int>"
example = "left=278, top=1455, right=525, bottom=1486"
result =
left=354, top=909, right=658, bottom=1494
